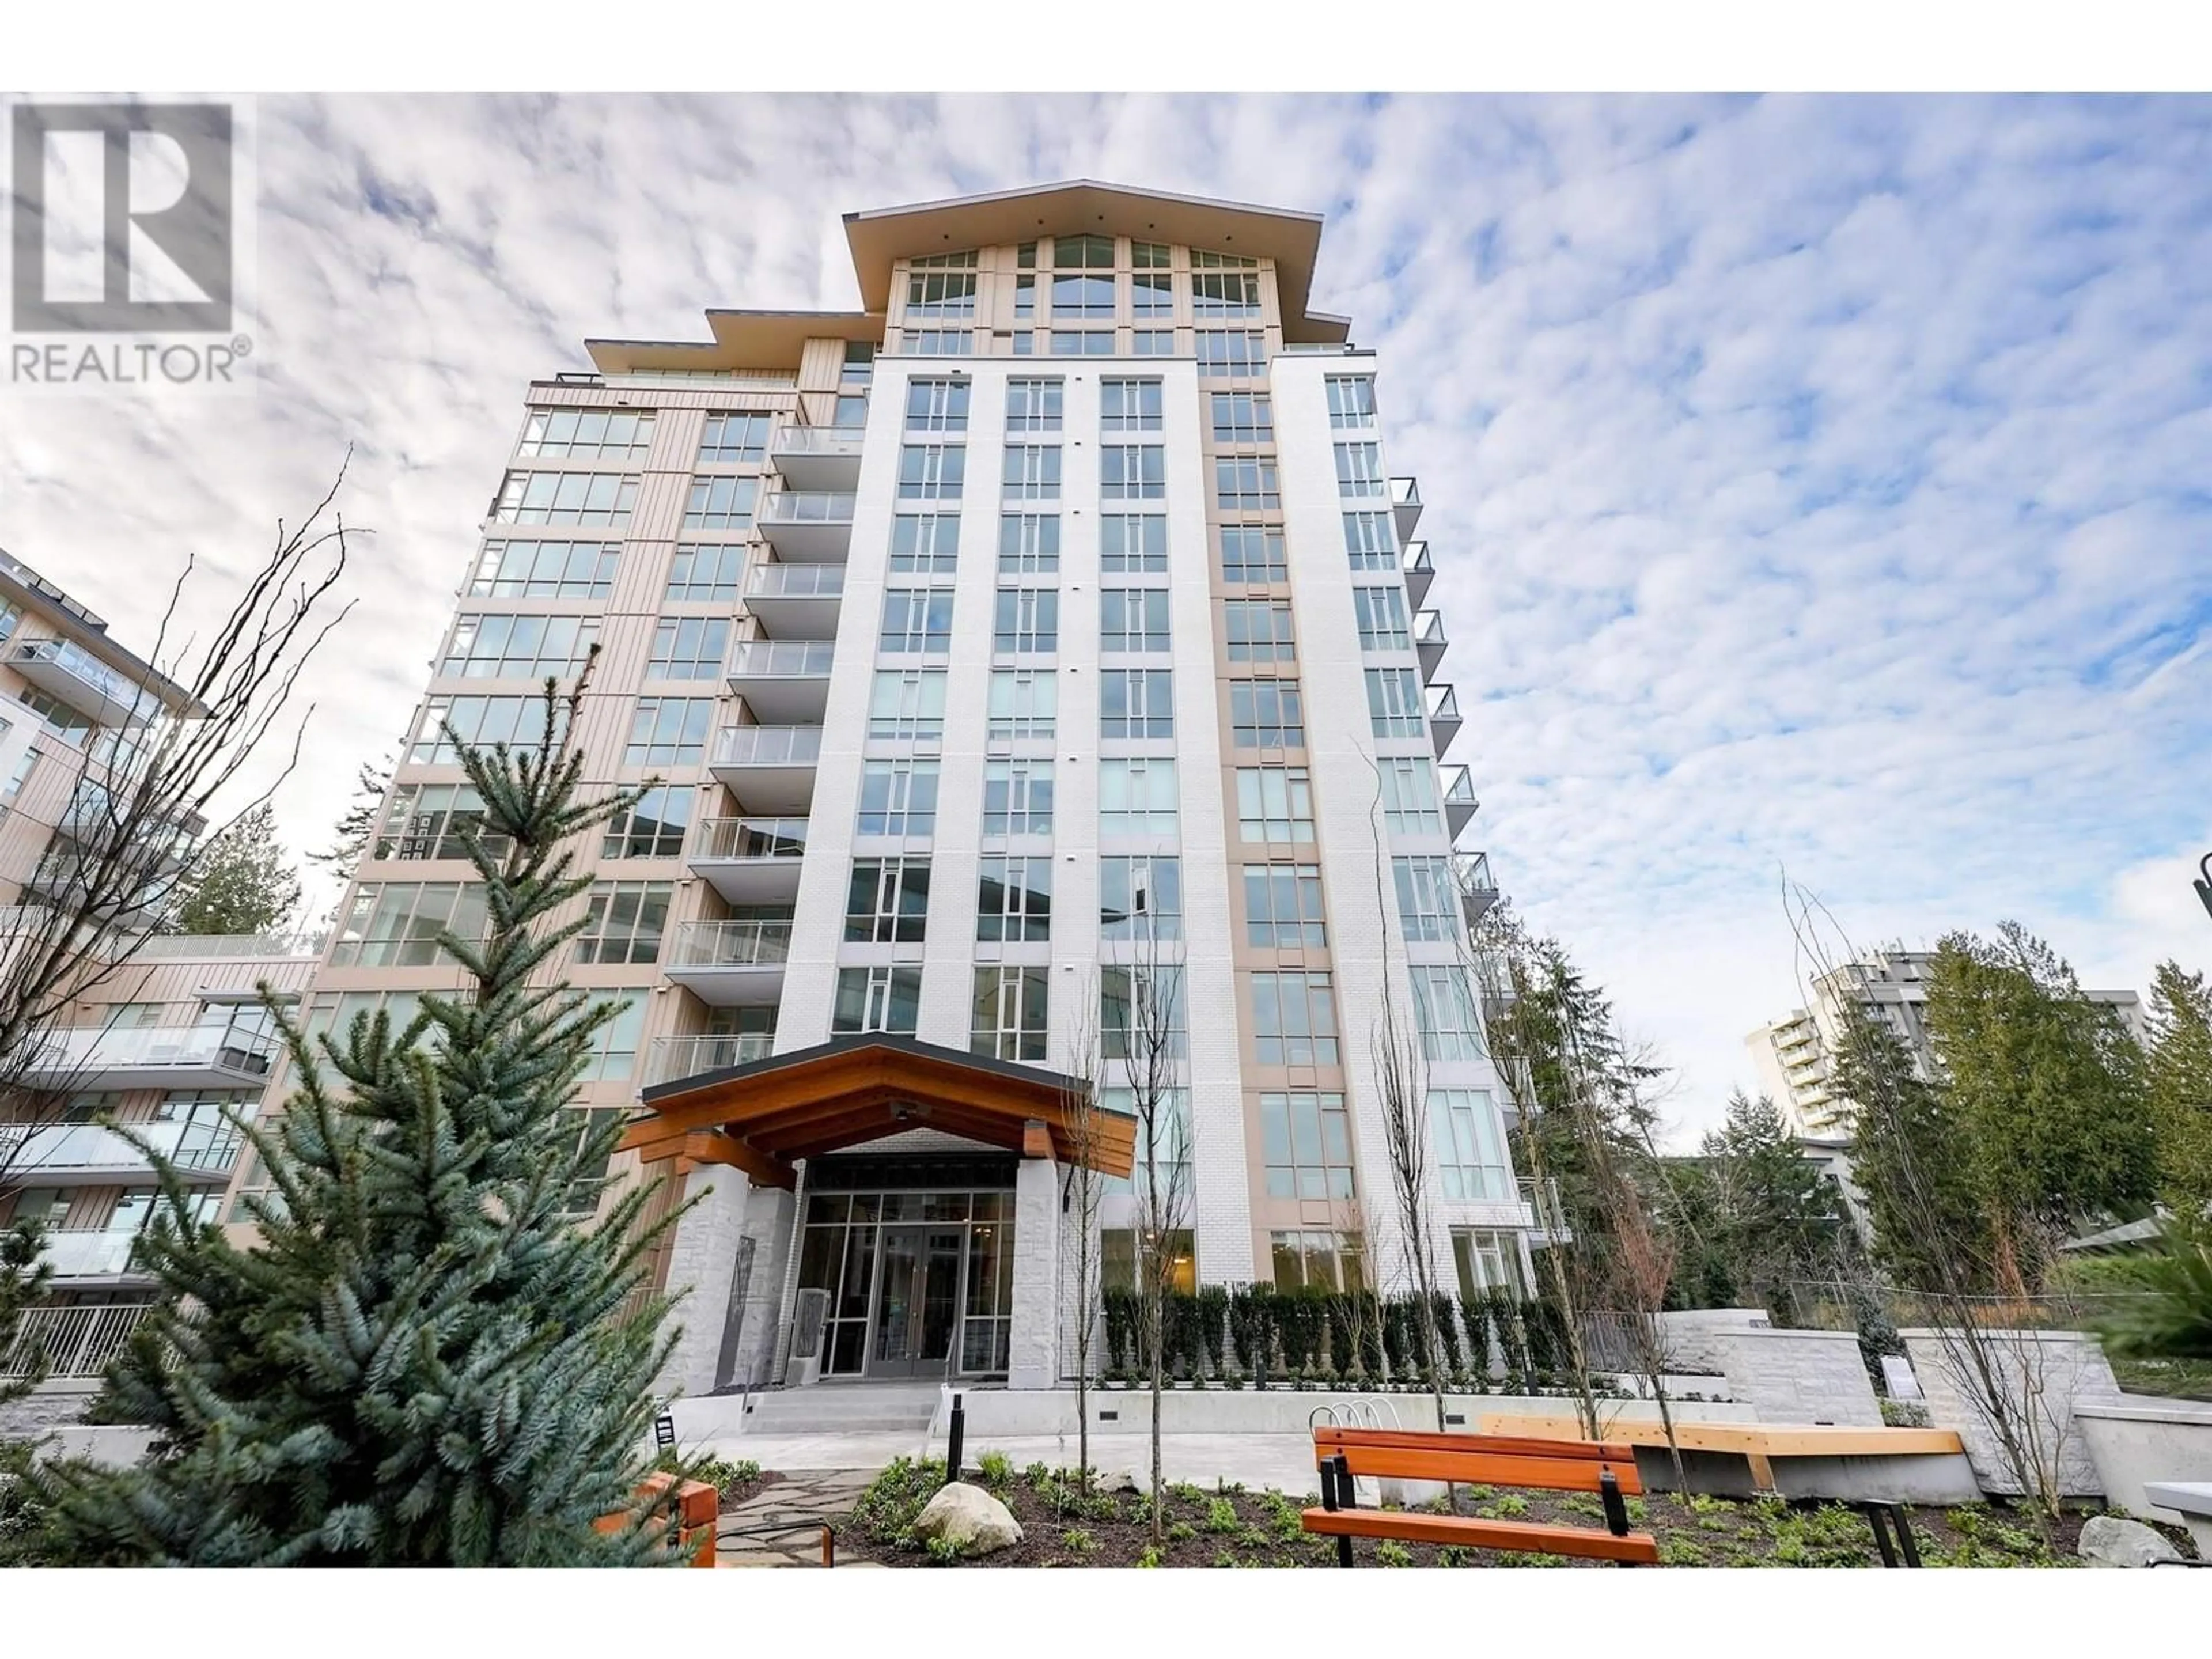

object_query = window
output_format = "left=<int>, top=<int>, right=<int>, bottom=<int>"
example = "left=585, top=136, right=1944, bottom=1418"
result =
left=1131, top=268, right=1173, bottom=317
left=1412, top=966, right=1486, bottom=1063
left=1131, top=330, right=1175, bottom=355
left=1244, top=865, right=1327, bottom=949
left=1191, top=250, right=1260, bottom=316
left=1014, top=274, right=1035, bottom=319
left=1326, top=376, right=1377, bottom=429
left=1054, top=233, right=1115, bottom=269
left=1215, top=457, right=1280, bottom=513
left=1270, top=1232, right=1367, bottom=1294
left=664, top=543, right=744, bottom=602
left=1335, top=441, right=1387, bottom=498
left=1393, top=855, right=1460, bottom=942
left=1050, top=251, right=1115, bottom=316
left=982, top=760, right=1054, bottom=838
left=441, top=614, right=598, bottom=680
left=1101, top=966, right=1187, bottom=1061
left=890, top=513, right=960, bottom=575
left=624, top=697, right=714, bottom=767
left=833, top=966, right=921, bottom=1036
left=574, top=880, right=672, bottom=965
left=1209, top=392, right=1272, bottom=445
left=1432, top=1089, right=1512, bottom=1201
left=332, top=882, right=490, bottom=968
left=698, top=411, right=770, bottom=463
left=993, top=588, right=1059, bottom=654
left=1195, top=330, right=1265, bottom=379
left=577, top=991, right=646, bottom=1082
left=1102, top=1226, right=1197, bottom=1294
left=976, top=857, right=1052, bottom=942
left=998, top=513, right=1060, bottom=574
left=906, top=251, right=979, bottom=318
left=1366, top=667, right=1426, bottom=738
left=1100, top=588, right=1171, bottom=653
left=1131, top=240, right=1171, bottom=269
left=1101, top=444, right=1165, bottom=501
left=1224, top=598, right=1296, bottom=664
left=1218, top=526, right=1286, bottom=584
left=1236, top=766, right=1315, bottom=843
left=645, top=616, right=730, bottom=681
left=471, top=539, right=619, bottom=599
left=1260, top=1090, right=1355, bottom=1198
left=1100, top=855, right=1182, bottom=941
left=410, top=695, right=563, bottom=764
left=603, top=786, right=692, bottom=859
left=1453, top=1229, right=1528, bottom=1298
left=1229, top=679, right=1304, bottom=748
left=1344, top=510, right=1397, bottom=570
left=1102, top=1086, right=1192, bottom=1198
left=844, top=858, right=931, bottom=944
left=971, top=967, right=1049, bottom=1063
left=986, top=669, right=1056, bottom=741
left=373, top=783, right=501, bottom=862
left=855, top=759, right=939, bottom=838
left=1002, top=444, right=1060, bottom=501
left=1099, top=757, right=1178, bottom=837
left=683, top=475, right=759, bottom=531
left=868, top=669, right=948, bottom=743
left=1100, top=514, right=1167, bottom=573
left=842, top=341, right=874, bottom=384
left=18, top=686, right=93, bottom=747
left=1100, top=668, right=1173, bottom=739
left=1005, top=378, right=1063, bottom=433
left=1101, top=378, right=1163, bottom=432
left=492, top=471, right=639, bottom=527
left=1354, top=585, right=1411, bottom=651
left=897, top=444, right=965, bottom=502
left=1380, top=758, right=1443, bottom=835
left=833, top=393, right=868, bottom=427
left=880, top=588, right=955, bottom=654
left=1251, top=972, right=1339, bottom=1065
left=904, top=378, right=971, bottom=432
left=521, top=408, right=654, bottom=461
left=903, top=329, right=975, bottom=355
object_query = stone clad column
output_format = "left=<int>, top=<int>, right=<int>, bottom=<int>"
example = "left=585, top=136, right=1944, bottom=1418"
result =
left=660, top=1165, right=753, bottom=1397
left=1006, top=1122, right=1062, bottom=1391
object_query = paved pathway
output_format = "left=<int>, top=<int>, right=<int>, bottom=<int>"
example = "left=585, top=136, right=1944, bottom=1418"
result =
left=715, top=1468, right=888, bottom=1568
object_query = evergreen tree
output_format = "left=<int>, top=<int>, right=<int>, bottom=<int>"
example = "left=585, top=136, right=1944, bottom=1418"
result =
left=42, top=683, right=694, bottom=1566
left=168, top=804, right=302, bottom=935
left=2145, top=960, right=2212, bottom=1214
left=308, top=751, right=395, bottom=876
left=1664, top=1090, right=1848, bottom=1317
left=0, top=1217, right=54, bottom=1407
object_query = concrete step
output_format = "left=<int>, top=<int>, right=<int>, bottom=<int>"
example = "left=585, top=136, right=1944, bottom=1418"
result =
left=738, top=1384, right=943, bottom=1434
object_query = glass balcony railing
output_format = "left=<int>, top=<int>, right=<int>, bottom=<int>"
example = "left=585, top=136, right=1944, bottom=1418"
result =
left=769, top=425, right=865, bottom=460
left=758, top=491, right=857, bottom=525
left=1389, top=477, right=1421, bottom=510
left=744, top=564, right=846, bottom=600
left=690, top=816, right=809, bottom=861
left=1401, top=541, right=1433, bottom=578
left=666, top=920, right=794, bottom=970
left=726, top=640, right=834, bottom=679
left=1440, top=764, right=1478, bottom=808
left=23, top=1022, right=279, bottom=1082
left=1426, top=684, right=1461, bottom=725
left=2, top=1117, right=245, bottom=1179
left=40, top=1229, right=149, bottom=1279
left=9, top=637, right=162, bottom=725
left=1413, top=610, right=1448, bottom=648
left=647, top=1032, right=777, bottom=1084
left=711, top=726, right=823, bottom=768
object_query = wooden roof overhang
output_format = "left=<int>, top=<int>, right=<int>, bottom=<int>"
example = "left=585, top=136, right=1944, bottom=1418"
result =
left=616, top=1036, right=1135, bottom=1190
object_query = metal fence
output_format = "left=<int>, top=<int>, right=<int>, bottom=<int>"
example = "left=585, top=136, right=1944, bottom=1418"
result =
left=1, top=1301, right=156, bottom=1379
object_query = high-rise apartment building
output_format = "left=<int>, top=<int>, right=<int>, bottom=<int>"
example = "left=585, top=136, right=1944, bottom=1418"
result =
left=253, top=181, right=1528, bottom=1398
left=1748, top=948, right=2143, bottom=1138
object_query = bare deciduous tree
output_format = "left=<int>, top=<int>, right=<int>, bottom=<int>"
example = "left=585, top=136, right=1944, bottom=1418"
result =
left=1057, top=974, right=1107, bottom=1496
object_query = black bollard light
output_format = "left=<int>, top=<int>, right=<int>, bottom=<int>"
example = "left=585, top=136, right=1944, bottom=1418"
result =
left=945, top=1391, right=965, bottom=1482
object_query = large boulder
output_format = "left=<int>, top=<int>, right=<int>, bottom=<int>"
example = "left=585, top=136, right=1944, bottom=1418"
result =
left=2078, top=1514, right=2182, bottom=1568
left=912, top=1481, right=1024, bottom=1558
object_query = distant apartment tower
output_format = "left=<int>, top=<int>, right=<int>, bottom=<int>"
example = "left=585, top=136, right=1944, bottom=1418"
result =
left=1747, top=948, right=2144, bottom=1138
left=259, top=181, right=1525, bottom=1396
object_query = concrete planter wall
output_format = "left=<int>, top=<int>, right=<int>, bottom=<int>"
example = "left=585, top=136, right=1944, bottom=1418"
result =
left=0, top=1379, right=101, bottom=1439
left=2075, top=1398, right=2212, bottom=1522
left=1900, top=1328, right=2118, bottom=1498
left=1712, top=1328, right=1883, bottom=1427
left=955, top=1388, right=1759, bottom=1439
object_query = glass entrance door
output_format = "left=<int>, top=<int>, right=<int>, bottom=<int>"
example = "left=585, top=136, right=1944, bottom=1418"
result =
left=869, top=1225, right=963, bottom=1378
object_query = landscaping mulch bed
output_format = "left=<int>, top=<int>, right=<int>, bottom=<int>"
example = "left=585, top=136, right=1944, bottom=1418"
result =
left=849, top=1456, right=2198, bottom=1569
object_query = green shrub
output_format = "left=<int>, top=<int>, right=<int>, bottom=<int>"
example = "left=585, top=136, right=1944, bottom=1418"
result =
left=925, top=1533, right=963, bottom=1565
left=1061, top=1528, right=1096, bottom=1555
left=1204, top=1497, right=1238, bottom=1534
left=976, top=1450, right=1012, bottom=1487
left=1374, top=1539, right=1414, bottom=1567
left=854, top=1456, right=949, bottom=1545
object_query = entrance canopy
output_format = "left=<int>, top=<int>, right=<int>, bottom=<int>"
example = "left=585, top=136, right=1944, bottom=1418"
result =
left=618, top=1036, right=1135, bottom=1190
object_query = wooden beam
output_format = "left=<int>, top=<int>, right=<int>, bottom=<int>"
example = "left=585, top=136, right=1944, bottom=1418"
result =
left=680, top=1131, right=793, bottom=1191
left=1021, top=1119, right=1052, bottom=1158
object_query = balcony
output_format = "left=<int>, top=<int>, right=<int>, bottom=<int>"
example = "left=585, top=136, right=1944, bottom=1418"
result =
left=661, top=920, right=792, bottom=1006
left=1, top=1301, right=156, bottom=1380
left=709, top=726, right=823, bottom=815
left=1518, top=1175, right=1565, bottom=1243
left=7, top=637, right=162, bottom=726
left=1, top=1117, right=244, bottom=1187
left=743, top=562, right=844, bottom=640
left=1413, top=609, right=1449, bottom=680
left=646, top=1032, right=777, bottom=1087
left=1440, top=764, right=1479, bottom=839
left=1425, top=683, right=1461, bottom=757
left=1401, top=540, right=1434, bottom=608
left=1389, top=476, right=1423, bottom=540
left=20, top=1022, right=279, bottom=1091
left=726, top=639, right=833, bottom=724
left=687, top=815, right=809, bottom=904
left=1457, top=851, right=1499, bottom=926
left=757, top=491, right=855, bottom=562
left=39, top=1228, right=153, bottom=1284
left=768, top=424, right=864, bottom=491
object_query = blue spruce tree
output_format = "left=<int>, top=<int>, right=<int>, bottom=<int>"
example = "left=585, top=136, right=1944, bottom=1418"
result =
left=45, top=676, right=698, bottom=1565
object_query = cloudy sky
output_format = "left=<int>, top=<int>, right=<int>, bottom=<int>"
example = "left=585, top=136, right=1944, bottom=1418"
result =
left=3, top=92, right=2208, bottom=1144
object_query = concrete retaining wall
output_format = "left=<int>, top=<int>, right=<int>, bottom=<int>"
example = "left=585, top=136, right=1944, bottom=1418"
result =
left=1901, top=1328, right=2118, bottom=1498
left=2075, top=1398, right=2212, bottom=1522
left=1654, top=1309, right=1771, bottom=1373
left=955, top=1388, right=1760, bottom=1438
left=1714, top=1328, right=1883, bottom=1427
left=0, top=1380, right=100, bottom=1439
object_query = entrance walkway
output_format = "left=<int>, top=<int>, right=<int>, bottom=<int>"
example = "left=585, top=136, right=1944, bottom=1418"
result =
left=716, top=1468, right=888, bottom=1568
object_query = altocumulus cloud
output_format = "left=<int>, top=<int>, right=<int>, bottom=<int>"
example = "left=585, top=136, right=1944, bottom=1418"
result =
left=2, top=93, right=2207, bottom=1139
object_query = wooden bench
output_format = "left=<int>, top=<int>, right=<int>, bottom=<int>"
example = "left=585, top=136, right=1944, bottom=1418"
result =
left=1302, top=1427, right=1660, bottom=1566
